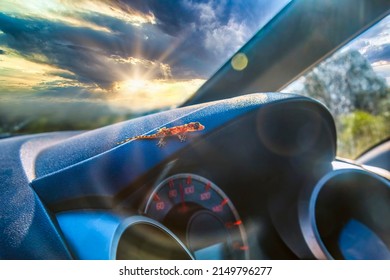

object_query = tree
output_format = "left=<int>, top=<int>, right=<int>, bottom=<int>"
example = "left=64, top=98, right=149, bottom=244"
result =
left=302, top=50, right=388, bottom=116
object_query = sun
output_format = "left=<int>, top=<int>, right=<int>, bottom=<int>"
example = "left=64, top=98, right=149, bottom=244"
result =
left=123, top=78, right=148, bottom=93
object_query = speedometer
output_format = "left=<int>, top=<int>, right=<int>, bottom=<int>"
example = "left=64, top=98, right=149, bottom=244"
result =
left=144, top=174, right=249, bottom=259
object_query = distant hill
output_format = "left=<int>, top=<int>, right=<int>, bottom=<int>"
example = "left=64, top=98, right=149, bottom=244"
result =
left=0, top=94, right=137, bottom=135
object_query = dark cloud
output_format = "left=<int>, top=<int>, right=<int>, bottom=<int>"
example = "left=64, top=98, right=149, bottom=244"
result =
left=348, top=15, right=390, bottom=63
left=49, top=71, right=79, bottom=81
left=0, top=12, right=172, bottom=88
left=0, top=49, right=5, bottom=54
left=0, top=11, right=198, bottom=88
left=0, top=1, right=290, bottom=90
left=365, top=44, right=390, bottom=63
left=78, top=0, right=200, bottom=36
left=100, top=0, right=292, bottom=70
left=129, top=0, right=204, bottom=36
left=113, top=0, right=260, bottom=36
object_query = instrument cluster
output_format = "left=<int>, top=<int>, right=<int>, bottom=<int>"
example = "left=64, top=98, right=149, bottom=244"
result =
left=143, top=174, right=248, bottom=260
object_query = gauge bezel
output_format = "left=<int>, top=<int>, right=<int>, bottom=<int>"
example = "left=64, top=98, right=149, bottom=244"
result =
left=144, top=173, right=249, bottom=259
left=299, top=168, right=390, bottom=260
left=111, top=215, right=194, bottom=260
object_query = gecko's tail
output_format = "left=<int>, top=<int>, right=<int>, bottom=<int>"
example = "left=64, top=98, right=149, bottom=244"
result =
left=117, top=135, right=155, bottom=145
left=117, top=137, right=134, bottom=145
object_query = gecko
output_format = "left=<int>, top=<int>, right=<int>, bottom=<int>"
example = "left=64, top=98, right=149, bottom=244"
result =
left=117, top=122, right=205, bottom=147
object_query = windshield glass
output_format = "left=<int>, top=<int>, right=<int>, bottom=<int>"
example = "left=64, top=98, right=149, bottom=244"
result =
left=283, top=15, right=390, bottom=159
left=0, top=0, right=290, bottom=135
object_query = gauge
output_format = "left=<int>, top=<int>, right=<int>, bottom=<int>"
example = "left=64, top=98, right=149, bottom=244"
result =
left=144, top=173, right=248, bottom=259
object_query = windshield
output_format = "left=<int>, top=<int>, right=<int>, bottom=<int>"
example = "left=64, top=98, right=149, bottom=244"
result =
left=0, top=0, right=290, bottom=135
left=283, top=15, right=390, bottom=159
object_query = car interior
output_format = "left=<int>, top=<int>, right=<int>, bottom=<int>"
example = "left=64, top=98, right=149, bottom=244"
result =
left=0, top=0, right=389, bottom=260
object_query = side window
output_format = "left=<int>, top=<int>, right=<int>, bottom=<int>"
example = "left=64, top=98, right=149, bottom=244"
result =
left=283, top=15, right=390, bottom=159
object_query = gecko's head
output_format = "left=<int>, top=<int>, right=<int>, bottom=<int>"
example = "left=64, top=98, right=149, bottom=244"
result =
left=187, top=122, right=205, bottom=131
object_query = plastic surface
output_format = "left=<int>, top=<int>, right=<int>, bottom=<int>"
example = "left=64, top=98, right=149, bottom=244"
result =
left=56, top=212, right=193, bottom=260
left=35, top=93, right=296, bottom=176
left=31, top=93, right=335, bottom=207
left=0, top=133, right=75, bottom=259
left=0, top=92, right=337, bottom=259
left=57, top=211, right=122, bottom=260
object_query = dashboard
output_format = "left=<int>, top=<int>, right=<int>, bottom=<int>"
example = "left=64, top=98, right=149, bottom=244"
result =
left=0, top=93, right=389, bottom=259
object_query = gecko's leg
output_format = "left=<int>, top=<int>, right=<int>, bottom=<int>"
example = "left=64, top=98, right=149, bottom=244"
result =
left=177, top=134, right=186, bottom=142
left=157, top=137, right=166, bottom=147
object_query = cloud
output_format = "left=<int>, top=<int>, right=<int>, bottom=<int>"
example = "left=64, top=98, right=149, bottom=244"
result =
left=0, top=49, right=5, bottom=54
left=0, top=48, right=75, bottom=93
left=120, top=0, right=292, bottom=67
left=0, top=0, right=292, bottom=95
left=345, top=14, right=390, bottom=64
left=63, top=0, right=292, bottom=74
left=365, top=44, right=390, bottom=64
left=0, top=0, right=156, bottom=30
left=0, top=12, right=173, bottom=88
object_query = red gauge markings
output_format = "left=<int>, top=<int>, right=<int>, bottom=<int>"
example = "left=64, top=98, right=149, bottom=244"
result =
left=153, top=193, right=161, bottom=201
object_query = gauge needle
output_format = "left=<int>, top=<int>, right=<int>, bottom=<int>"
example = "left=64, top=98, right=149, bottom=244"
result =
left=212, top=198, right=229, bottom=213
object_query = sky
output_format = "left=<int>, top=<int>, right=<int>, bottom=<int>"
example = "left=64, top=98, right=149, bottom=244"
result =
left=0, top=0, right=290, bottom=113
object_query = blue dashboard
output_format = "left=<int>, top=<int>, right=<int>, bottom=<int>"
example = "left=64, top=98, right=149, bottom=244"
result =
left=0, top=93, right=388, bottom=259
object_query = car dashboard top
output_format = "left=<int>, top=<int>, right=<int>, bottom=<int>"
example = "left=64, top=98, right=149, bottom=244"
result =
left=0, top=93, right=389, bottom=260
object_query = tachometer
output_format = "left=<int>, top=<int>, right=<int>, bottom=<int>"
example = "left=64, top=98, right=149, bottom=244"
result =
left=144, top=174, right=248, bottom=259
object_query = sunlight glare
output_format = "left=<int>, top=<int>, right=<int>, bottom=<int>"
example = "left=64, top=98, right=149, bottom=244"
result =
left=125, top=79, right=148, bottom=93
left=111, top=79, right=205, bottom=113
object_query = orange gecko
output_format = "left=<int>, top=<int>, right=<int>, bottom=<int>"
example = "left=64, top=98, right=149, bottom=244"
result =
left=117, top=122, right=205, bottom=147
